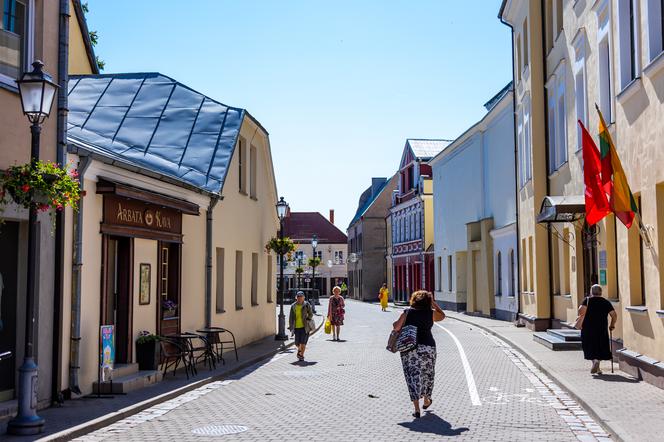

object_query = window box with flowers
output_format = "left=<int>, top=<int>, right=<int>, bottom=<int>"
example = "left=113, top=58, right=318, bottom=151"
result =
left=161, top=299, right=178, bottom=319
left=0, top=160, right=82, bottom=230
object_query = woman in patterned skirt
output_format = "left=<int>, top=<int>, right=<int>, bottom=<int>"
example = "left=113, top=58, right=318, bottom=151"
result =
left=392, top=290, right=445, bottom=418
left=327, top=286, right=346, bottom=341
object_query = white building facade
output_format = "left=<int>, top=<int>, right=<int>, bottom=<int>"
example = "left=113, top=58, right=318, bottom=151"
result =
left=432, top=84, right=518, bottom=320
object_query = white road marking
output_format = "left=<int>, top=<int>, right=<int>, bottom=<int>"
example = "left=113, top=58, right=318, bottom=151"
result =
left=435, top=323, right=482, bottom=406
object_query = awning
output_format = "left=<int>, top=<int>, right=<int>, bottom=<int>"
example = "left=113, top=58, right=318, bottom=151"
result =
left=536, top=195, right=585, bottom=223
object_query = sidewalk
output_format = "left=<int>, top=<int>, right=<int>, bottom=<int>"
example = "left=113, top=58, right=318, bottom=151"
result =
left=0, top=309, right=324, bottom=442
left=443, top=310, right=664, bottom=442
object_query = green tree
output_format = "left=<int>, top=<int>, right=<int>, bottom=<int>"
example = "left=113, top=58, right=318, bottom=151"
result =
left=81, top=2, right=105, bottom=71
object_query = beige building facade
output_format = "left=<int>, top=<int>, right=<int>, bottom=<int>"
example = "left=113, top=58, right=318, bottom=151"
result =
left=501, top=0, right=664, bottom=388
left=60, top=73, right=279, bottom=396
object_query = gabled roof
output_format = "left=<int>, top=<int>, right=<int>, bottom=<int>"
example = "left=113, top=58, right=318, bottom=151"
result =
left=400, top=139, right=451, bottom=168
left=283, top=212, right=348, bottom=244
left=67, top=73, right=246, bottom=194
left=348, top=180, right=388, bottom=228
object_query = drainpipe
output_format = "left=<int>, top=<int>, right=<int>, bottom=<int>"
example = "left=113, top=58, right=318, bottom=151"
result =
left=499, top=12, right=522, bottom=322
left=53, top=0, right=70, bottom=403
left=540, top=0, right=554, bottom=329
left=68, top=155, right=91, bottom=396
left=205, top=196, right=220, bottom=327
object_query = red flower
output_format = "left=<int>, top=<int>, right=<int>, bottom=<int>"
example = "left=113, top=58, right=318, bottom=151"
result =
left=81, top=190, right=87, bottom=197
left=21, top=184, right=30, bottom=193
left=56, top=204, right=64, bottom=211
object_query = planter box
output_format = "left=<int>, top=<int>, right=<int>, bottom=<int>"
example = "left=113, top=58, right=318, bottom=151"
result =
left=136, top=341, right=159, bottom=371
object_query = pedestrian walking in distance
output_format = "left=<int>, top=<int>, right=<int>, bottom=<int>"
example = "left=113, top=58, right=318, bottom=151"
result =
left=393, top=290, right=445, bottom=418
left=289, top=291, right=314, bottom=361
left=379, top=283, right=389, bottom=312
left=327, top=286, right=345, bottom=341
left=577, top=284, right=617, bottom=374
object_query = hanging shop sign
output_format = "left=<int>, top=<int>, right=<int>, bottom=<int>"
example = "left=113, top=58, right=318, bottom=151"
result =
left=101, top=195, right=183, bottom=242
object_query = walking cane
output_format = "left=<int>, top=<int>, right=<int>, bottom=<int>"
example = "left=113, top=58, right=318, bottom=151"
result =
left=609, top=328, right=614, bottom=374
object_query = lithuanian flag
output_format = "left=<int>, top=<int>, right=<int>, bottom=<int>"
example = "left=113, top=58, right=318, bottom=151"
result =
left=597, top=108, right=638, bottom=228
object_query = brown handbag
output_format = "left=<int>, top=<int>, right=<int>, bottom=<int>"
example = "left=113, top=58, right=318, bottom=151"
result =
left=574, top=297, right=592, bottom=330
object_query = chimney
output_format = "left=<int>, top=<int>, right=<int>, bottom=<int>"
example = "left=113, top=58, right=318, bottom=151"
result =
left=329, top=209, right=335, bottom=225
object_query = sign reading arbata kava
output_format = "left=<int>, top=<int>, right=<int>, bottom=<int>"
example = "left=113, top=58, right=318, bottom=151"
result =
left=103, top=195, right=182, bottom=235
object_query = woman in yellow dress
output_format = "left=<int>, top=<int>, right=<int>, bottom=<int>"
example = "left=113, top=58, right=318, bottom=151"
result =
left=379, top=283, right=389, bottom=312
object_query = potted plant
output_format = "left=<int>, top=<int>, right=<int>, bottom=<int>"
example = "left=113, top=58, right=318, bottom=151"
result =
left=265, top=236, right=296, bottom=261
left=136, top=331, right=159, bottom=371
left=0, top=160, right=82, bottom=231
left=161, top=299, right=178, bottom=319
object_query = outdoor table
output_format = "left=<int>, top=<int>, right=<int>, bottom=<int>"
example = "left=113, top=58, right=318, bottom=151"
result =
left=196, top=328, right=225, bottom=367
left=165, top=333, right=201, bottom=375
left=197, top=326, right=238, bottom=363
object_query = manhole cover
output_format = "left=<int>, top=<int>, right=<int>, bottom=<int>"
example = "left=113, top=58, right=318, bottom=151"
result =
left=191, top=425, right=249, bottom=436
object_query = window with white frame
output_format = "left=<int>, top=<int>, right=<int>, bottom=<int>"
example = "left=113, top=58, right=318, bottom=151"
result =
left=554, top=68, right=567, bottom=164
left=496, top=251, right=502, bottom=295
left=517, top=108, right=525, bottom=185
left=523, top=98, right=532, bottom=181
left=0, top=0, right=32, bottom=84
left=547, top=80, right=557, bottom=173
left=573, top=34, right=587, bottom=151
left=597, top=0, right=613, bottom=121
left=618, top=0, right=640, bottom=89
left=647, top=0, right=664, bottom=61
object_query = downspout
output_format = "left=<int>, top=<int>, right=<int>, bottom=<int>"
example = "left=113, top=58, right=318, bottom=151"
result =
left=53, top=0, right=70, bottom=404
left=205, top=196, right=220, bottom=327
left=540, top=0, right=554, bottom=328
left=68, top=154, right=91, bottom=396
left=499, top=11, right=522, bottom=322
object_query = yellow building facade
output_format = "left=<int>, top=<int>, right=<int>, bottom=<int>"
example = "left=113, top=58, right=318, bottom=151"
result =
left=501, top=0, right=664, bottom=388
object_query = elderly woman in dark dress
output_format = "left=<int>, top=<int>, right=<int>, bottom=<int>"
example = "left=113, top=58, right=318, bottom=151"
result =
left=578, top=284, right=617, bottom=374
left=392, top=291, right=445, bottom=419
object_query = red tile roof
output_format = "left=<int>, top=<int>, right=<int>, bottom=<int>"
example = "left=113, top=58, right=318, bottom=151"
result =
left=283, top=212, right=348, bottom=244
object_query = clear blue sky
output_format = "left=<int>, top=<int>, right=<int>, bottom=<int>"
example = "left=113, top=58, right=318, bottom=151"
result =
left=85, top=0, right=512, bottom=229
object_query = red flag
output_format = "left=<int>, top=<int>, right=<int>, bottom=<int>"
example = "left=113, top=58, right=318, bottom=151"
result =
left=579, top=120, right=610, bottom=225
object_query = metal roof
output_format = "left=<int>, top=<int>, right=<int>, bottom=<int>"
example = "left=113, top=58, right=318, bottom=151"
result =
left=348, top=179, right=389, bottom=228
left=66, top=73, right=246, bottom=194
left=406, top=139, right=451, bottom=160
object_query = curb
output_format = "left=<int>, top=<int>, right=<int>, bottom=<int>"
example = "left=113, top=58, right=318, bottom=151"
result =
left=44, top=319, right=324, bottom=442
left=445, top=313, right=624, bottom=442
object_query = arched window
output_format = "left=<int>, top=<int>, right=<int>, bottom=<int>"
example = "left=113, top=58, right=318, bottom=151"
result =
left=509, top=249, right=515, bottom=296
left=496, top=251, right=502, bottom=295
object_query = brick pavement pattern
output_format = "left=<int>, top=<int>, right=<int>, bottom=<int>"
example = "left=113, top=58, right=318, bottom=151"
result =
left=75, top=301, right=611, bottom=441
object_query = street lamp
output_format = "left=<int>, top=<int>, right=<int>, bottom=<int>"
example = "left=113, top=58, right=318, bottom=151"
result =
left=8, top=61, right=58, bottom=436
left=275, top=197, right=289, bottom=341
left=311, top=233, right=318, bottom=300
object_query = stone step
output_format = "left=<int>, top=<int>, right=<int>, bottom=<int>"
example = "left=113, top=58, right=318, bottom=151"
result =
left=546, top=328, right=582, bottom=342
left=93, top=370, right=163, bottom=394
left=112, top=363, right=139, bottom=378
left=534, top=332, right=582, bottom=351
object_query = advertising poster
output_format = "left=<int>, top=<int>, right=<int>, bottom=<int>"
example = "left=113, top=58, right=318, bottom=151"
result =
left=100, top=325, right=115, bottom=371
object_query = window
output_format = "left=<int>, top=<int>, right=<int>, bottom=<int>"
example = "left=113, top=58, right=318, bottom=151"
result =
left=528, top=237, right=534, bottom=292
left=235, top=251, right=243, bottom=309
left=314, top=250, right=322, bottom=259
left=556, top=0, right=564, bottom=36
left=574, top=35, right=587, bottom=150
left=334, top=250, right=343, bottom=264
left=509, top=249, right=515, bottom=296
left=555, top=73, right=567, bottom=162
left=251, top=253, right=258, bottom=306
left=523, top=99, right=533, bottom=182
left=647, top=0, right=664, bottom=60
left=238, top=137, right=247, bottom=194
left=447, top=255, right=453, bottom=291
left=517, top=108, right=525, bottom=185
left=266, top=255, right=273, bottom=303
left=249, top=144, right=257, bottom=199
left=657, top=184, right=664, bottom=308
left=521, top=238, right=527, bottom=292
left=545, top=0, right=554, bottom=51
left=547, top=84, right=557, bottom=173
left=215, top=248, right=225, bottom=312
left=595, top=2, right=613, bottom=122
left=436, top=256, right=442, bottom=291
left=496, top=252, right=502, bottom=295
left=295, top=250, right=304, bottom=261
left=0, top=0, right=31, bottom=82
left=618, top=0, right=640, bottom=89
left=522, top=19, right=529, bottom=69
left=415, top=212, right=421, bottom=239
left=627, top=195, right=645, bottom=306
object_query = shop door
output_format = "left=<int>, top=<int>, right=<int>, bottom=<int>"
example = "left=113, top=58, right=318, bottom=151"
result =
left=582, top=223, right=599, bottom=297
left=158, top=242, right=181, bottom=336
left=0, top=222, right=19, bottom=399
left=104, top=236, right=133, bottom=364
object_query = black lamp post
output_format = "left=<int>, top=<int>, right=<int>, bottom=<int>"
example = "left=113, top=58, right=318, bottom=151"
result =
left=8, top=61, right=58, bottom=436
left=311, top=234, right=318, bottom=306
left=275, top=197, right=289, bottom=341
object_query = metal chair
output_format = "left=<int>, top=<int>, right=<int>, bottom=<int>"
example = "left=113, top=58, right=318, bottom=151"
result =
left=210, top=328, right=238, bottom=363
left=159, top=337, right=191, bottom=379
left=185, top=332, right=216, bottom=371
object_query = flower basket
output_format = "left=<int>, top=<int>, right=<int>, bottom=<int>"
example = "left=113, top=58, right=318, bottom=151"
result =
left=136, top=332, right=159, bottom=370
left=0, top=161, right=82, bottom=231
left=161, top=299, right=178, bottom=319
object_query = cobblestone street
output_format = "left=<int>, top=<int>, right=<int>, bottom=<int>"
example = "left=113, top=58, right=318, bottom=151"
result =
left=74, top=300, right=612, bottom=441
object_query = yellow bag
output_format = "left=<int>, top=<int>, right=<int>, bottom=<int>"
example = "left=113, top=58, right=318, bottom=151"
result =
left=324, top=318, right=332, bottom=334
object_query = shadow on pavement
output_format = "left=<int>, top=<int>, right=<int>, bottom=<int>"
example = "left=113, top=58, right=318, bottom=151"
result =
left=290, top=360, right=318, bottom=367
left=398, top=412, right=469, bottom=437
left=594, top=373, right=640, bottom=383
